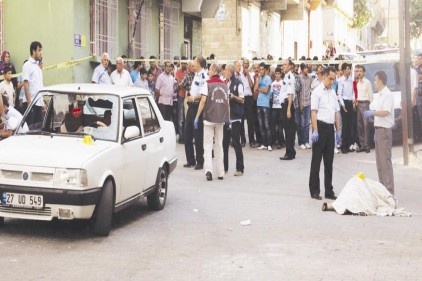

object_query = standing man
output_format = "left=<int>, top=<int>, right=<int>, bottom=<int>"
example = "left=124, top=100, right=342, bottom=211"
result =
left=92, top=52, right=112, bottom=84
left=309, top=67, right=341, bottom=200
left=297, top=63, right=313, bottom=149
left=337, top=63, right=354, bottom=154
left=364, top=71, right=395, bottom=195
left=195, top=63, right=230, bottom=181
left=183, top=56, right=208, bottom=170
left=175, top=56, right=188, bottom=144
left=254, top=62, right=272, bottom=151
left=239, top=58, right=256, bottom=147
left=355, top=65, right=373, bottom=153
left=111, top=57, right=133, bottom=86
left=280, top=59, right=297, bottom=160
left=149, top=55, right=163, bottom=83
left=155, top=61, right=175, bottom=121
left=22, top=41, right=44, bottom=126
left=223, top=64, right=245, bottom=176
left=413, top=54, right=422, bottom=137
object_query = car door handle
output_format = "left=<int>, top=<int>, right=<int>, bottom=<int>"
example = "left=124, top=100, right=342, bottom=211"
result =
left=142, top=144, right=147, bottom=151
left=160, top=137, right=164, bottom=143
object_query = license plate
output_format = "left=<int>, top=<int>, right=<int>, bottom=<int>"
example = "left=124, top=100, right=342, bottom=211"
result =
left=2, top=192, right=44, bottom=209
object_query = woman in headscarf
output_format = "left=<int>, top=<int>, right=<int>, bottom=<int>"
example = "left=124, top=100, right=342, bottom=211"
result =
left=0, top=51, right=17, bottom=87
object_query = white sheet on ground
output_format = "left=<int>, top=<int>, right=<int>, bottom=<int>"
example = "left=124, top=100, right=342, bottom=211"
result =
left=331, top=176, right=411, bottom=216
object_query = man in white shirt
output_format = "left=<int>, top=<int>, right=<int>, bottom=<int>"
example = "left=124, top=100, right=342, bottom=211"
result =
left=0, top=95, right=29, bottom=139
left=355, top=64, right=373, bottom=153
left=183, top=55, right=209, bottom=170
left=309, top=67, right=341, bottom=200
left=364, top=70, right=395, bottom=195
left=22, top=41, right=44, bottom=126
left=239, top=59, right=256, bottom=147
left=92, top=53, right=112, bottom=84
left=337, top=63, right=355, bottom=154
left=111, top=57, right=133, bottom=86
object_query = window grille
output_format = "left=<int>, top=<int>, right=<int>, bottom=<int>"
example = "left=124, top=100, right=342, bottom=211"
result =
left=160, top=1, right=180, bottom=60
left=91, top=0, right=118, bottom=59
left=128, top=0, right=152, bottom=58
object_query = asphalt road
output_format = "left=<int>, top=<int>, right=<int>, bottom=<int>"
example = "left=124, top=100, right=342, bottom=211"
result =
left=1, top=142, right=421, bottom=280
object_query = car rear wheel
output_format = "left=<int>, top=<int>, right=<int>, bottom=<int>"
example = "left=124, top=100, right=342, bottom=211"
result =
left=92, top=180, right=114, bottom=236
left=147, top=167, right=168, bottom=211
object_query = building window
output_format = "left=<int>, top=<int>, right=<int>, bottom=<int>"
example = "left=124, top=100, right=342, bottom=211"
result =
left=128, top=0, right=152, bottom=58
left=0, top=0, right=4, bottom=52
left=160, top=1, right=180, bottom=60
left=91, top=0, right=118, bottom=59
left=248, top=4, right=260, bottom=53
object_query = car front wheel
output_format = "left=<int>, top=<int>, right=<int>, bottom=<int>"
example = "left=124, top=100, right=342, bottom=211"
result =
left=147, top=167, right=168, bottom=211
left=92, top=180, right=114, bottom=236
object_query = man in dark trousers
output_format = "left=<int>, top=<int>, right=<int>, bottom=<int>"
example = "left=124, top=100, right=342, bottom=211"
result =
left=223, top=64, right=245, bottom=176
left=309, top=67, right=341, bottom=200
left=183, top=56, right=208, bottom=170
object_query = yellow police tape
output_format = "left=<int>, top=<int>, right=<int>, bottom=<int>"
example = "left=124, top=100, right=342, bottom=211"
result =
left=2, top=55, right=94, bottom=80
left=1, top=54, right=402, bottom=81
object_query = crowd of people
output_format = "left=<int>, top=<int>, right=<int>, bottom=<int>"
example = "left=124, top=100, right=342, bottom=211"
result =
left=1, top=43, right=421, bottom=199
left=95, top=51, right=420, bottom=199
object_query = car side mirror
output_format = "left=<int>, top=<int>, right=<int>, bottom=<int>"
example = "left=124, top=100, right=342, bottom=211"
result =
left=123, top=126, right=140, bottom=141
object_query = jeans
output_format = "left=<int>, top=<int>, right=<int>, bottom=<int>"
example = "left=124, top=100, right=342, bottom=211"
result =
left=271, top=108, right=284, bottom=146
left=257, top=106, right=271, bottom=147
left=177, top=96, right=185, bottom=141
left=223, top=121, right=244, bottom=172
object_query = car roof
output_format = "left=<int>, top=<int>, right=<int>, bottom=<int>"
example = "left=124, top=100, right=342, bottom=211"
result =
left=40, top=83, right=151, bottom=98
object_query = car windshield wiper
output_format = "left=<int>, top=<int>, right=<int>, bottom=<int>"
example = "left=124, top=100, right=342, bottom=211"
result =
left=23, top=130, right=53, bottom=136
left=63, top=132, right=96, bottom=141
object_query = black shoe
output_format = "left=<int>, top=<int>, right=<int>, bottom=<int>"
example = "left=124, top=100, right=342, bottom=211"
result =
left=365, top=148, right=370, bottom=153
left=194, top=164, right=203, bottom=170
left=279, top=155, right=295, bottom=160
left=341, top=149, right=349, bottom=154
left=206, top=171, right=212, bottom=181
left=218, top=176, right=224, bottom=180
left=276, top=144, right=282, bottom=149
left=356, top=148, right=364, bottom=153
left=250, top=143, right=256, bottom=148
left=178, top=139, right=185, bottom=144
left=241, top=142, right=246, bottom=147
left=325, top=194, right=337, bottom=200
left=183, top=163, right=195, bottom=168
left=311, top=194, right=322, bottom=200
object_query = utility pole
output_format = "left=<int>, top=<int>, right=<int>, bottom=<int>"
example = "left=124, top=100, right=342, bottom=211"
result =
left=398, top=0, right=414, bottom=165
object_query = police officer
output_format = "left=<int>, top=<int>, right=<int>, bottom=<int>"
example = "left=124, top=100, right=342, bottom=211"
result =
left=309, top=67, right=341, bottom=200
left=183, top=55, right=208, bottom=170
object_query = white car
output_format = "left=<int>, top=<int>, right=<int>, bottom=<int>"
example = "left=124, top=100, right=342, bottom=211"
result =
left=0, top=84, right=177, bottom=236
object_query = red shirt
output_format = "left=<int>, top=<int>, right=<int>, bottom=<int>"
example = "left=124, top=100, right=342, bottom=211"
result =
left=175, top=68, right=187, bottom=98
left=353, top=80, right=358, bottom=100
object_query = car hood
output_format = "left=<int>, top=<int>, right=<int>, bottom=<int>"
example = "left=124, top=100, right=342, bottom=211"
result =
left=0, top=135, right=114, bottom=168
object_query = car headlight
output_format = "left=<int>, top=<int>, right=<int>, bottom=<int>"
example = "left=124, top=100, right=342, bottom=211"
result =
left=54, top=169, right=87, bottom=188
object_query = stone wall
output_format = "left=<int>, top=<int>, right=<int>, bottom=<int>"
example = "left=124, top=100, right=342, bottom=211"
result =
left=201, top=0, right=242, bottom=61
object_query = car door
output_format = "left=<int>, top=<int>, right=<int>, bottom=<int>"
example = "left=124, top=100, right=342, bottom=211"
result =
left=136, top=96, right=164, bottom=190
left=119, top=98, right=148, bottom=203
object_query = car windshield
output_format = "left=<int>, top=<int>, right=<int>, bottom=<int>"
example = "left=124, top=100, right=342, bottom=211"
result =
left=362, top=62, right=400, bottom=92
left=16, top=91, right=119, bottom=141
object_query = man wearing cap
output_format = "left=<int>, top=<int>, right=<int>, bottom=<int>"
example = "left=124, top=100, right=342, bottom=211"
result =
left=183, top=55, right=208, bottom=170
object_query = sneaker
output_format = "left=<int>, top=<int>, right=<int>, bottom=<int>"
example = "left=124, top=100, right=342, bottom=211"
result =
left=349, top=144, right=355, bottom=151
left=299, top=144, right=306, bottom=150
left=257, top=145, right=267, bottom=150
left=268, top=146, right=272, bottom=151
left=234, top=171, right=244, bottom=176
left=305, top=143, right=312, bottom=149
left=334, top=147, right=340, bottom=154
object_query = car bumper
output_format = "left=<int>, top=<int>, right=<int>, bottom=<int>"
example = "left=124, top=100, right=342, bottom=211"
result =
left=0, top=184, right=101, bottom=220
left=169, top=156, right=177, bottom=174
